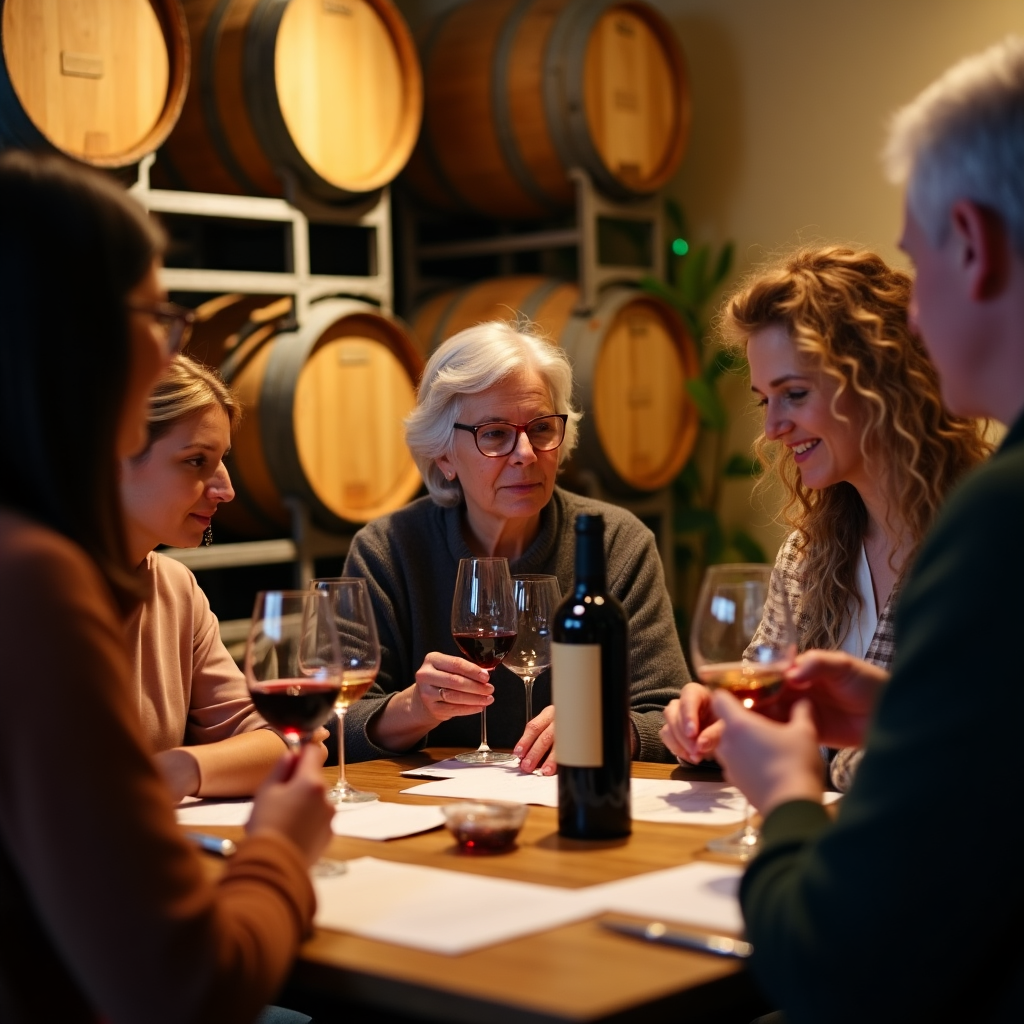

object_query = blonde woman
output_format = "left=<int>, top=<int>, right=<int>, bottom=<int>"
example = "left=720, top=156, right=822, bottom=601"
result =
left=121, top=355, right=301, bottom=801
left=661, top=245, right=990, bottom=788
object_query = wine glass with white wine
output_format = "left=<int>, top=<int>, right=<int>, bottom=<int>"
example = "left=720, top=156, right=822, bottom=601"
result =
left=690, top=563, right=797, bottom=860
left=503, top=575, right=561, bottom=728
left=310, top=577, right=381, bottom=805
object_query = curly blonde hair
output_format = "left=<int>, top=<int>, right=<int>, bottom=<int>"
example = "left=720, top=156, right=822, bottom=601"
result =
left=721, top=245, right=990, bottom=650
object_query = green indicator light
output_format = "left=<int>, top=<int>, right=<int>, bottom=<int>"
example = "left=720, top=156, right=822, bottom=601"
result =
left=671, top=237, right=690, bottom=256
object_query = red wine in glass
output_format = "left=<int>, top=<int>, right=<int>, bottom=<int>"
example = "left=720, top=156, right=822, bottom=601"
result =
left=452, top=631, right=517, bottom=669
left=451, top=558, right=517, bottom=764
left=249, top=679, right=341, bottom=746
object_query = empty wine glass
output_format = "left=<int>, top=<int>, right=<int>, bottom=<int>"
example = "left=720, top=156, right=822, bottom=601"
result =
left=451, top=557, right=517, bottom=764
left=504, top=575, right=561, bottom=726
left=310, top=577, right=380, bottom=805
left=690, top=564, right=797, bottom=860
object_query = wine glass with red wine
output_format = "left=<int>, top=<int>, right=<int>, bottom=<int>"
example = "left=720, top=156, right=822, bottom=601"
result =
left=245, top=589, right=346, bottom=875
left=310, top=577, right=380, bottom=805
left=690, top=564, right=797, bottom=860
left=451, top=557, right=517, bottom=764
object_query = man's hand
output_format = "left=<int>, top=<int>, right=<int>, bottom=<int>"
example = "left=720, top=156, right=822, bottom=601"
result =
left=777, top=650, right=889, bottom=748
left=713, top=692, right=824, bottom=815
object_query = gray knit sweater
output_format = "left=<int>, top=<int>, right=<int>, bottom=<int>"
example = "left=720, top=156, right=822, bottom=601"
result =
left=342, top=487, right=690, bottom=763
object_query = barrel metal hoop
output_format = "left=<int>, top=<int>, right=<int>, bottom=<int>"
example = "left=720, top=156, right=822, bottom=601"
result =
left=415, top=4, right=476, bottom=214
left=555, top=0, right=633, bottom=200
left=430, top=285, right=473, bottom=353
left=491, top=0, right=563, bottom=215
left=517, top=277, right=564, bottom=324
left=200, top=0, right=263, bottom=195
left=260, top=299, right=370, bottom=530
left=562, top=287, right=644, bottom=492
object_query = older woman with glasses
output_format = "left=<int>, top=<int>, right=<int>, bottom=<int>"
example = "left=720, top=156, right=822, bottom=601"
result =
left=342, top=321, right=690, bottom=772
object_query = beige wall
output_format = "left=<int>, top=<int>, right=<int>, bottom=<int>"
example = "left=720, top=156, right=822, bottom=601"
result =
left=654, top=0, right=1024, bottom=558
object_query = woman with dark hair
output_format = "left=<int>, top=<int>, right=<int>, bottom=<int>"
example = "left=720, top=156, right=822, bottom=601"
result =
left=0, top=152, right=331, bottom=1023
left=660, top=246, right=990, bottom=788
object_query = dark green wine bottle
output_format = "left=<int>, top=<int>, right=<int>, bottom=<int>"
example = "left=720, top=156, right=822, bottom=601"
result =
left=552, top=514, right=631, bottom=839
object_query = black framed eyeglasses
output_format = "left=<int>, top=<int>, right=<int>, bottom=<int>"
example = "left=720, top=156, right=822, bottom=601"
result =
left=126, top=301, right=195, bottom=356
left=453, top=414, right=568, bottom=458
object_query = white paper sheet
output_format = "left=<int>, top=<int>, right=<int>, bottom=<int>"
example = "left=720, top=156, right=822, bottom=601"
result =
left=580, top=861, right=745, bottom=934
left=330, top=801, right=445, bottom=840
left=630, top=778, right=749, bottom=825
left=313, top=856, right=594, bottom=954
left=175, top=798, right=253, bottom=826
left=402, top=772, right=751, bottom=825
left=401, top=768, right=559, bottom=806
left=399, top=756, right=522, bottom=779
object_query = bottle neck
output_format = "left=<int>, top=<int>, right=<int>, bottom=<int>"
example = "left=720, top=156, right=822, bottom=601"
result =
left=573, top=529, right=607, bottom=592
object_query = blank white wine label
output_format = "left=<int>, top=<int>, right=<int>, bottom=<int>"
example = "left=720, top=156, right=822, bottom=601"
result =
left=551, top=643, right=603, bottom=767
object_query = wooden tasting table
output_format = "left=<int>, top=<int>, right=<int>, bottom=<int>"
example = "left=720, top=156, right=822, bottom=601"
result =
left=200, top=749, right=768, bottom=1024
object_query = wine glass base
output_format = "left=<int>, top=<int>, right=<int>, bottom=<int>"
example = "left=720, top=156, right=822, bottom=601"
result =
left=310, top=858, right=348, bottom=877
left=328, top=781, right=378, bottom=805
left=454, top=748, right=516, bottom=764
left=706, top=827, right=761, bottom=861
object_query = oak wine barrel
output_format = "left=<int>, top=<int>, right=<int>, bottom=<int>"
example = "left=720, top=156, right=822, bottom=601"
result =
left=159, top=0, right=422, bottom=201
left=0, top=0, right=189, bottom=168
left=209, top=297, right=424, bottom=536
left=405, top=0, right=690, bottom=219
left=412, top=276, right=700, bottom=493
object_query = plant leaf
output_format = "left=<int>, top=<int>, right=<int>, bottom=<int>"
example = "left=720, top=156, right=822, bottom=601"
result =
left=712, top=242, right=734, bottom=287
left=681, top=245, right=710, bottom=308
left=723, top=453, right=761, bottom=478
left=685, top=377, right=728, bottom=430
left=674, top=507, right=719, bottom=534
left=729, top=528, right=768, bottom=563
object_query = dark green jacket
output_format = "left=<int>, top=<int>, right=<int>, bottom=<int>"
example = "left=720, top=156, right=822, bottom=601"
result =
left=741, top=410, right=1024, bottom=1024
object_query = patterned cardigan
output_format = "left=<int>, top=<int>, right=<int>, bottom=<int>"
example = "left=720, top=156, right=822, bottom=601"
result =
left=755, top=531, right=898, bottom=791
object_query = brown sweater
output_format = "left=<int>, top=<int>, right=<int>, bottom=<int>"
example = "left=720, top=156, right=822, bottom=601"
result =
left=0, top=511, right=314, bottom=1023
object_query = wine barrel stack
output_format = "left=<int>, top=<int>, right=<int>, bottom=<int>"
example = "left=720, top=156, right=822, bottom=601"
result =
left=0, top=0, right=696, bottom=562
left=404, top=0, right=697, bottom=498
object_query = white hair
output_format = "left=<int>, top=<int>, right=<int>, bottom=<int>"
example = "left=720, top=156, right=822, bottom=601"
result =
left=883, top=36, right=1024, bottom=255
left=405, top=321, right=582, bottom=507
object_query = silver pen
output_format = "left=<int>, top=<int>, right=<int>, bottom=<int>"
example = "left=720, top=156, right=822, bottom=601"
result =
left=185, top=832, right=237, bottom=858
left=600, top=917, right=753, bottom=959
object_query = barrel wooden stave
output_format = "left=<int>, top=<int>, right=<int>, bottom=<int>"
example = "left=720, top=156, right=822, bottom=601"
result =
left=217, top=298, right=424, bottom=536
left=160, top=0, right=421, bottom=201
left=406, top=0, right=689, bottom=219
left=0, top=0, right=188, bottom=168
left=411, top=277, right=698, bottom=493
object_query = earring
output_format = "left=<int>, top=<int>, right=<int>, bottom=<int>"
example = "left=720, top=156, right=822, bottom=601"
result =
left=203, top=525, right=213, bottom=546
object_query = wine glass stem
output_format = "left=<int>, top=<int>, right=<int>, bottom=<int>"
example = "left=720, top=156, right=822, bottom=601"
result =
left=478, top=670, right=493, bottom=752
left=523, top=677, right=534, bottom=723
left=336, top=706, right=348, bottom=788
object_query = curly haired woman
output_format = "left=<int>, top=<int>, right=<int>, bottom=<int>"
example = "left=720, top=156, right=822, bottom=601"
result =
left=660, top=245, right=991, bottom=789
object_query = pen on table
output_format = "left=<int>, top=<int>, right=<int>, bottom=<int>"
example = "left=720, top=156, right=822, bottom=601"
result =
left=600, top=918, right=753, bottom=959
left=184, top=832, right=237, bottom=858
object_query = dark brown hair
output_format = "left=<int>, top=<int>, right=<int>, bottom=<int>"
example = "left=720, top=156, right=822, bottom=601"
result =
left=0, top=151, right=165, bottom=610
